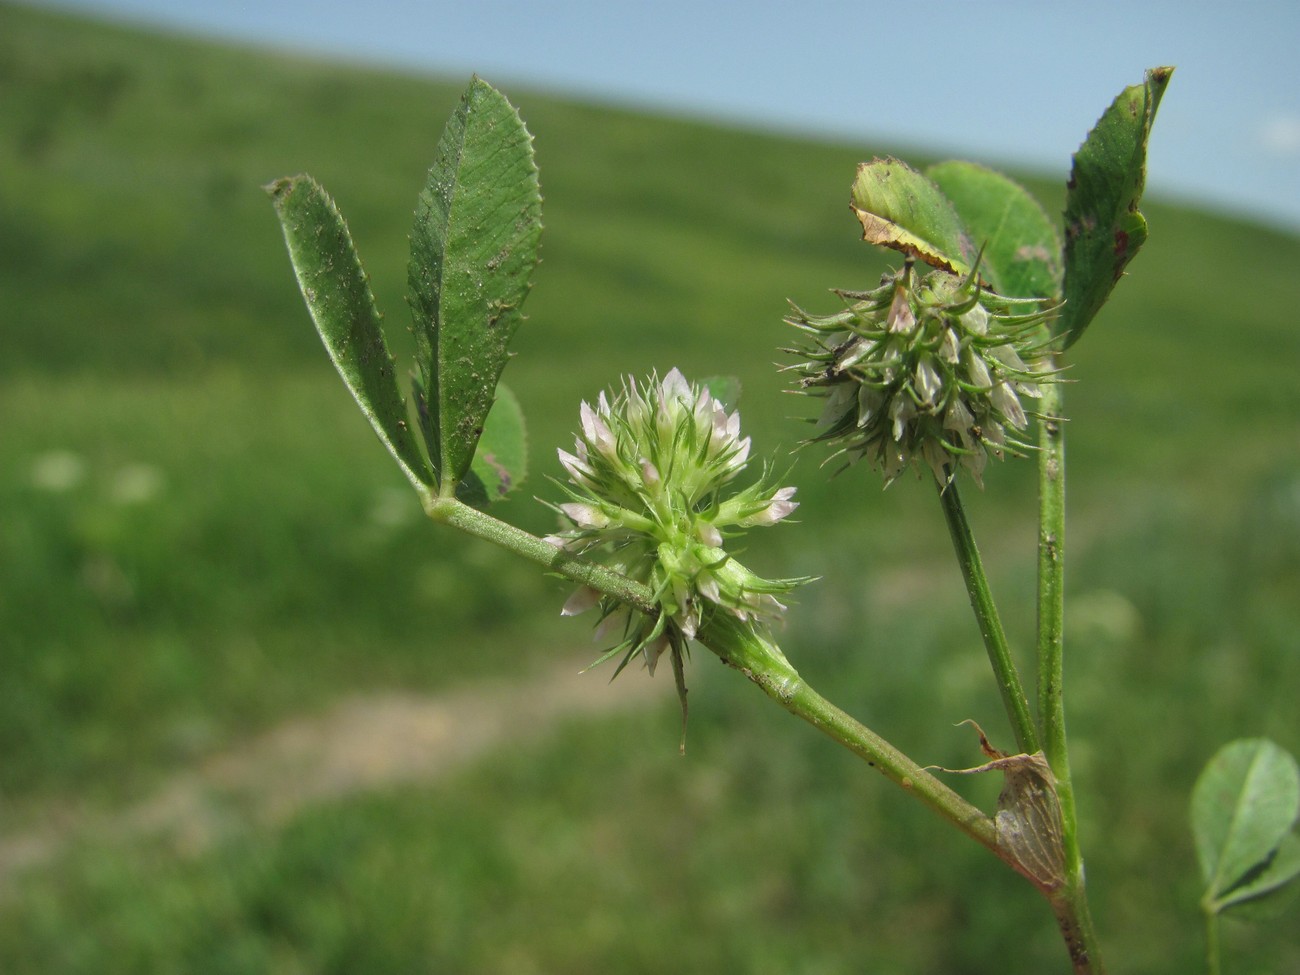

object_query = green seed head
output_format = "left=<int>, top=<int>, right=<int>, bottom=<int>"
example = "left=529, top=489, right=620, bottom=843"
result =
left=788, top=262, right=1058, bottom=486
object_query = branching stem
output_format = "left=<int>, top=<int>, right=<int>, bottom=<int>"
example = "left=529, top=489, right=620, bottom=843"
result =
left=425, top=496, right=997, bottom=852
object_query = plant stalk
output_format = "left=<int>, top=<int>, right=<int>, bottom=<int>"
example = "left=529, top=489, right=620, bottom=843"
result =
left=427, top=496, right=998, bottom=853
left=425, top=496, right=657, bottom=614
left=1204, top=907, right=1221, bottom=975
left=936, top=474, right=1041, bottom=755
left=698, top=612, right=998, bottom=853
left=1036, top=376, right=1104, bottom=974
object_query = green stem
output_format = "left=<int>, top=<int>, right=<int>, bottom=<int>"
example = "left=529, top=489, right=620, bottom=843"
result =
left=424, top=496, right=657, bottom=614
left=699, top=612, right=998, bottom=853
left=1037, top=380, right=1074, bottom=838
left=1204, top=906, right=1221, bottom=975
left=936, top=474, right=1040, bottom=755
left=1037, top=376, right=1103, bottom=974
left=426, top=496, right=997, bottom=854
left=1049, top=887, right=1105, bottom=975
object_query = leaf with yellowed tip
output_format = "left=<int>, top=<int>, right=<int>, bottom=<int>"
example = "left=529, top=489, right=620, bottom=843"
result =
left=851, top=158, right=976, bottom=277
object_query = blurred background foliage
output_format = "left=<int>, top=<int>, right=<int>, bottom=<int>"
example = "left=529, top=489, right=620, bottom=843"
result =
left=1, top=2, right=1298, bottom=972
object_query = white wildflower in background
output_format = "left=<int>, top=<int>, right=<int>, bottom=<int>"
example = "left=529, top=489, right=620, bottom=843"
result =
left=546, top=369, right=807, bottom=695
left=108, top=463, right=165, bottom=505
left=30, top=450, right=86, bottom=492
left=787, top=261, right=1058, bottom=487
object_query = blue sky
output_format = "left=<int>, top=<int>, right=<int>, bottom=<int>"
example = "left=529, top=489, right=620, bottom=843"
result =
left=25, top=0, right=1300, bottom=233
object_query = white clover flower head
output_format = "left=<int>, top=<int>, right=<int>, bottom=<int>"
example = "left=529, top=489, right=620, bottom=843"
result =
left=787, top=261, right=1059, bottom=487
left=546, top=369, right=807, bottom=691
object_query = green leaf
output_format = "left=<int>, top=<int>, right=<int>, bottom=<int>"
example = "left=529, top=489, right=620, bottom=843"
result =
left=1057, top=66, right=1173, bottom=348
left=1215, top=832, right=1300, bottom=914
left=926, top=161, right=1062, bottom=300
left=408, top=76, right=542, bottom=495
left=850, top=158, right=976, bottom=277
left=267, top=174, right=432, bottom=491
left=468, top=382, right=528, bottom=505
left=1191, top=738, right=1300, bottom=913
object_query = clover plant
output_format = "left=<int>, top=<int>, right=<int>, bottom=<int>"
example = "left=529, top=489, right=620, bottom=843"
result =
left=269, top=69, right=1299, bottom=973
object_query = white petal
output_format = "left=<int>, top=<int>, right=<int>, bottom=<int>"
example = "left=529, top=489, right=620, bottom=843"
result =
left=696, top=574, right=721, bottom=604
left=914, top=357, right=942, bottom=407
left=742, top=487, right=798, bottom=526
left=965, top=349, right=992, bottom=389
left=990, top=344, right=1029, bottom=373
left=661, top=367, right=691, bottom=403
left=944, top=398, right=975, bottom=433
left=991, top=383, right=1027, bottom=428
left=561, top=586, right=600, bottom=617
left=887, top=284, right=915, bottom=333
left=558, top=502, right=609, bottom=528
left=939, top=328, right=961, bottom=364
left=640, top=458, right=661, bottom=486
left=890, top=397, right=915, bottom=442
left=580, top=400, right=616, bottom=456
left=698, top=521, right=723, bottom=547
left=643, top=634, right=669, bottom=675
left=763, top=486, right=799, bottom=523
left=557, top=448, right=594, bottom=485
left=838, top=337, right=874, bottom=370
left=961, top=303, right=989, bottom=335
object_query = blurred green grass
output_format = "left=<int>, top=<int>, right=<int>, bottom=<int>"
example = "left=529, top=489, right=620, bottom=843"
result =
left=2, top=2, right=1299, bottom=972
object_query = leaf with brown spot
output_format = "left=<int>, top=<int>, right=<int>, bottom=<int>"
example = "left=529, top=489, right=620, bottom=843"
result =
left=927, top=160, right=1062, bottom=300
left=1058, top=66, right=1173, bottom=348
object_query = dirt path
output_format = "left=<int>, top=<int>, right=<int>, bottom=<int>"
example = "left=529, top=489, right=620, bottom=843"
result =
left=0, top=654, right=667, bottom=887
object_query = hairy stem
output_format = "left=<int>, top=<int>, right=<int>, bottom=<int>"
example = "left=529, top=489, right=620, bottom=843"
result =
left=698, top=612, right=997, bottom=852
left=937, top=474, right=1041, bottom=754
left=425, top=496, right=657, bottom=614
left=426, top=496, right=997, bottom=852
left=1037, top=376, right=1103, bottom=974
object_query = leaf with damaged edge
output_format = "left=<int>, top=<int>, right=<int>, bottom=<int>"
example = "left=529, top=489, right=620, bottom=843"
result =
left=1058, top=66, right=1173, bottom=348
left=408, top=76, right=542, bottom=495
left=927, top=160, right=1062, bottom=300
left=1192, top=738, right=1300, bottom=913
left=850, top=158, right=976, bottom=277
left=267, top=174, right=432, bottom=491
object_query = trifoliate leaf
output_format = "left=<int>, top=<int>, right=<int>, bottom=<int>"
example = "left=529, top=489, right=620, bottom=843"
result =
left=1191, top=738, right=1300, bottom=915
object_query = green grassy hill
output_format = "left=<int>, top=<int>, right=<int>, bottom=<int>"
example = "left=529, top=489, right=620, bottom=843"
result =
left=2, top=3, right=1298, bottom=972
